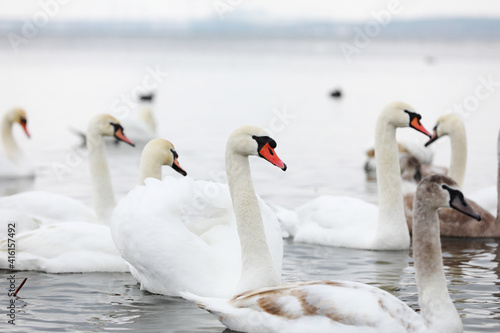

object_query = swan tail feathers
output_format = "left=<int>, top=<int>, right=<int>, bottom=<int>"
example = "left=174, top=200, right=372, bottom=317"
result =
left=180, top=291, right=209, bottom=309
left=181, top=291, right=230, bottom=314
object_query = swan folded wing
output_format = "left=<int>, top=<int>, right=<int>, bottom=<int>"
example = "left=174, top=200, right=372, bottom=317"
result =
left=186, top=281, right=424, bottom=333
left=155, top=176, right=283, bottom=274
left=296, top=196, right=378, bottom=229
left=0, top=191, right=98, bottom=225
left=111, top=176, right=244, bottom=296
left=0, top=209, right=42, bottom=238
left=0, top=222, right=128, bottom=273
left=181, top=179, right=235, bottom=236
left=268, top=203, right=299, bottom=238
left=294, top=196, right=379, bottom=248
left=118, top=215, right=241, bottom=296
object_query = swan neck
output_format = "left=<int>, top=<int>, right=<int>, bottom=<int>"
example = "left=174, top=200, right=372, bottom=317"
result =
left=1, top=115, right=21, bottom=162
left=225, top=150, right=280, bottom=292
left=413, top=200, right=462, bottom=330
left=87, top=128, right=116, bottom=223
left=448, top=127, right=467, bottom=188
left=373, top=117, right=409, bottom=248
left=139, top=151, right=162, bottom=185
left=139, top=105, right=156, bottom=132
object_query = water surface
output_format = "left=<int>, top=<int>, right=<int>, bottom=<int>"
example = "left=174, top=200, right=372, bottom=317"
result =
left=1, top=37, right=500, bottom=332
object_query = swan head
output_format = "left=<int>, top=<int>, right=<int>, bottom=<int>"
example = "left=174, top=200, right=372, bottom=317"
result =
left=416, top=174, right=481, bottom=220
left=142, top=138, right=187, bottom=176
left=6, top=108, right=30, bottom=138
left=88, top=114, right=135, bottom=147
left=382, top=102, right=431, bottom=137
left=425, top=113, right=463, bottom=147
left=227, top=125, right=287, bottom=171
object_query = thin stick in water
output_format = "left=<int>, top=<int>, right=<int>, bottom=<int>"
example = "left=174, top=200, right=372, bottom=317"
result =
left=13, top=278, right=28, bottom=297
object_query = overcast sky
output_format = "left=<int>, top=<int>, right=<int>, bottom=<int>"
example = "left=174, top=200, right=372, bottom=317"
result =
left=1, top=0, right=500, bottom=22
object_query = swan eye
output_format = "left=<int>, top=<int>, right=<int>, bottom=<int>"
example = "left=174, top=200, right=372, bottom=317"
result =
left=20, top=117, right=27, bottom=124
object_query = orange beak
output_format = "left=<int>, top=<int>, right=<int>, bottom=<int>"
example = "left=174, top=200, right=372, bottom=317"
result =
left=114, top=128, right=135, bottom=147
left=172, top=157, right=187, bottom=176
left=410, top=117, right=431, bottom=137
left=259, top=142, right=287, bottom=171
left=425, top=129, right=439, bottom=147
left=20, top=121, right=30, bottom=138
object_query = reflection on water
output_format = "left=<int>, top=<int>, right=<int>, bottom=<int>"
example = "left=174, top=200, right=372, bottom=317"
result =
left=1, top=37, right=500, bottom=332
left=440, top=239, right=500, bottom=332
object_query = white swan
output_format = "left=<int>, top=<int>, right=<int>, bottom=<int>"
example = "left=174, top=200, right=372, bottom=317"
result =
left=425, top=113, right=496, bottom=214
left=0, top=138, right=187, bottom=273
left=182, top=174, right=481, bottom=333
left=111, top=126, right=286, bottom=297
left=139, top=138, right=186, bottom=184
left=0, top=114, right=135, bottom=225
left=119, top=92, right=157, bottom=144
left=71, top=93, right=157, bottom=146
left=0, top=114, right=134, bottom=272
left=425, top=113, right=467, bottom=187
left=288, top=102, right=431, bottom=250
left=0, top=108, right=34, bottom=179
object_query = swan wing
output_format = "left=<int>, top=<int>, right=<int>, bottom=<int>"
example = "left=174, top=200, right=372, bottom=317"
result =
left=0, top=222, right=128, bottom=273
left=112, top=175, right=283, bottom=297
left=267, top=203, right=299, bottom=238
left=183, top=280, right=425, bottom=333
left=0, top=208, right=43, bottom=238
left=0, top=191, right=97, bottom=224
left=111, top=177, right=242, bottom=297
left=294, top=196, right=379, bottom=249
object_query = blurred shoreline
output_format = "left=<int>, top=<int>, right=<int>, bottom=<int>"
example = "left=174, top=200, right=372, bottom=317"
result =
left=2, top=16, right=500, bottom=40
left=2, top=34, right=500, bottom=62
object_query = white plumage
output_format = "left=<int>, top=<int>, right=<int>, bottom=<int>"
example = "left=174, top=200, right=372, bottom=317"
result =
left=111, top=126, right=286, bottom=297
left=280, top=102, right=432, bottom=250
left=0, top=137, right=189, bottom=273
left=0, top=108, right=34, bottom=179
left=0, top=222, right=128, bottom=273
